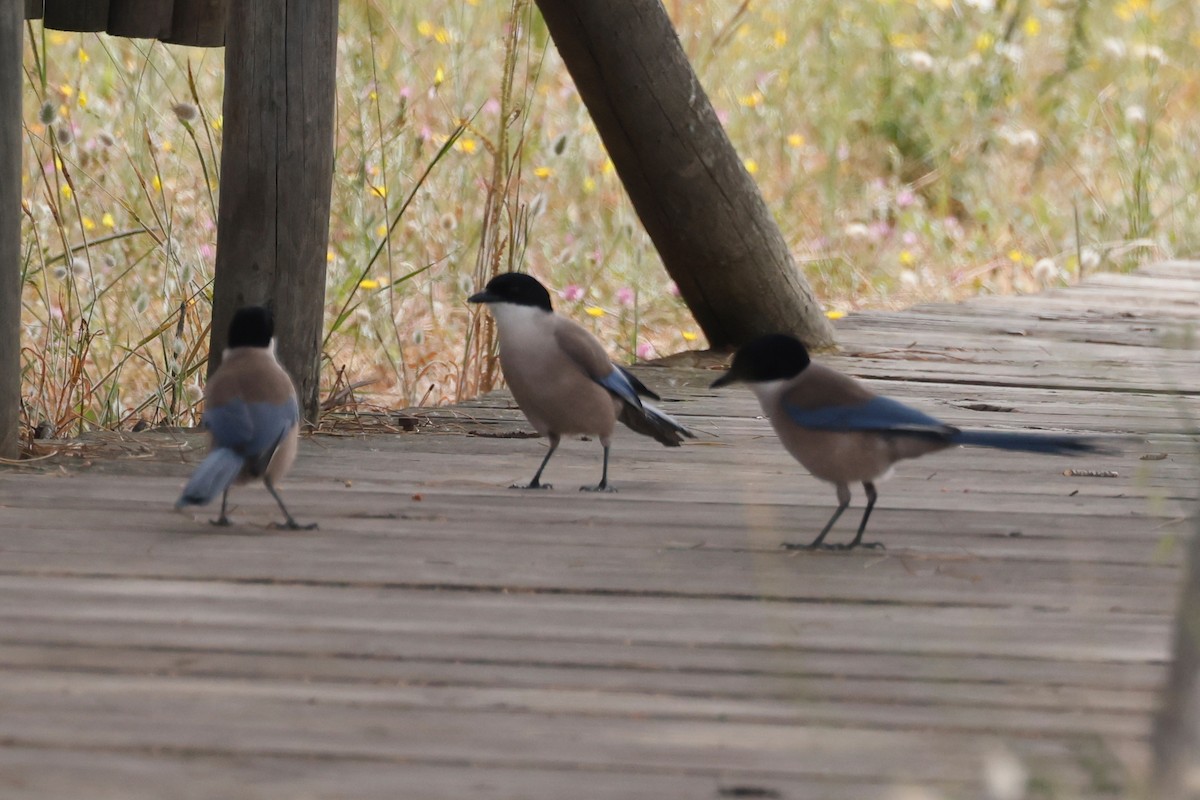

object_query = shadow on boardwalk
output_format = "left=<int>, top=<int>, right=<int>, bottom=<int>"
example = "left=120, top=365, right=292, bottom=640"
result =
left=0, top=261, right=1197, bottom=798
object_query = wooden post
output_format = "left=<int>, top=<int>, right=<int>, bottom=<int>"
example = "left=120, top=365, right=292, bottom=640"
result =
left=1153, top=503, right=1200, bottom=799
left=164, top=0, right=227, bottom=47
left=42, top=0, right=110, bottom=31
left=25, top=0, right=44, bottom=20
left=210, top=0, right=338, bottom=422
left=1, top=0, right=22, bottom=458
left=534, top=0, right=835, bottom=350
left=107, top=0, right=173, bottom=41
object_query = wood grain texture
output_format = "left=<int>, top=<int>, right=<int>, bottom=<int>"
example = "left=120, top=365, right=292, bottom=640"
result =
left=209, top=0, right=337, bottom=420
left=41, top=0, right=110, bottom=31
left=0, top=1, right=21, bottom=459
left=24, top=0, right=43, bottom=20
left=106, top=0, right=173, bottom=41
left=162, top=0, right=226, bottom=47
left=0, top=262, right=1197, bottom=797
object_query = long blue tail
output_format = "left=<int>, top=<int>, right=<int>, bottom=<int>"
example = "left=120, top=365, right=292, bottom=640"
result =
left=618, top=401, right=695, bottom=447
left=951, top=429, right=1110, bottom=455
left=176, top=448, right=245, bottom=508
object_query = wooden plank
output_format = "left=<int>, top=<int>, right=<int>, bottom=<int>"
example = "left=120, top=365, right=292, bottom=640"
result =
left=106, top=0, right=172, bottom=40
left=42, top=0, right=109, bottom=31
left=1, top=262, right=1196, bottom=796
left=0, top=0, right=20, bottom=459
left=24, top=0, right=43, bottom=21
left=162, top=0, right=226, bottom=46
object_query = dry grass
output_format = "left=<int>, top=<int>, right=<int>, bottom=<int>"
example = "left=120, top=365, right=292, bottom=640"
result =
left=16, top=0, right=1200, bottom=439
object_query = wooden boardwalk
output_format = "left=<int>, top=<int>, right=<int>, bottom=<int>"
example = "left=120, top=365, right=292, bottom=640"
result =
left=1, top=261, right=1197, bottom=799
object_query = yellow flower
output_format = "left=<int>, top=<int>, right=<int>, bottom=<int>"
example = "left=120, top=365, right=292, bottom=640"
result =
left=77, top=48, right=89, bottom=64
left=101, top=212, right=115, bottom=228
left=60, top=184, right=72, bottom=199
left=375, top=224, right=388, bottom=238
left=327, top=249, right=336, bottom=263
left=773, top=29, right=787, bottom=48
left=211, top=115, right=223, bottom=132
left=601, top=158, right=615, bottom=175
left=77, top=91, right=88, bottom=108
left=584, top=306, right=605, bottom=317
left=371, top=185, right=387, bottom=199
left=434, top=66, right=445, bottom=86
left=744, top=159, right=759, bottom=175
left=583, top=177, right=596, bottom=193
left=368, top=91, right=378, bottom=101
left=82, top=216, right=95, bottom=231
left=898, top=250, right=915, bottom=266
left=787, top=133, right=805, bottom=148
left=457, top=137, right=477, bottom=154
left=152, top=176, right=162, bottom=191
left=435, top=27, right=451, bottom=45
left=825, top=309, right=846, bottom=320
left=975, top=32, right=995, bottom=52
left=48, top=31, right=67, bottom=45
left=1008, top=249, right=1023, bottom=263
left=417, top=20, right=434, bottom=37
left=359, top=279, right=380, bottom=290
left=533, top=166, right=553, bottom=178
left=738, top=91, right=764, bottom=108
left=1023, top=16, right=1041, bottom=36
left=161, top=140, right=173, bottom=153
left=681, top=331, right=698, bottom=342
left=59, top=83, right=74, bottom=98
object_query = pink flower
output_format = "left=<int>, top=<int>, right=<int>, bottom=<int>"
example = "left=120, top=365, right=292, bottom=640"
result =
left=666, top=281, right=680, bottom=297
left=636, top=342, right=656, bottom=360
left=483, top=98, right=501, bottom=115
left=560, top=284, right=584, bottom=302
left=896, top=187, right=917, bottom=209
left=616, top=287, right=635, bottom=307
left=901, top=231, right=919, bottom=247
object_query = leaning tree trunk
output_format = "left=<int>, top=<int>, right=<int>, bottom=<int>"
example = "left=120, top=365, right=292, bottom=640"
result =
left=0, top=1, right=22, bottom=459
left=1153, top=500, right=1200, bottom=799
left=210, top=0, right=338, bottom=422
left=534, top=0, right=834, bottom=350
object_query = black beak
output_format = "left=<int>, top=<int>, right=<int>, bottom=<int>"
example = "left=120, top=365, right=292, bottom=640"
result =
left=467, top=291, right=496, bottom=304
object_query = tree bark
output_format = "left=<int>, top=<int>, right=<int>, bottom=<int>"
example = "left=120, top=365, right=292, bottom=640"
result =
left=0, top=1, right=22, bottom=459
left=534, top=0, right=834, bottom=350
left=1153, top=502, right=1200, bottom=799
left=210, top=0, right=337, bottom=422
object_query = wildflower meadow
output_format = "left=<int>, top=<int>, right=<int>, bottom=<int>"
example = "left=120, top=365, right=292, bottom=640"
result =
left=17, top=0, right=1200, bottom=436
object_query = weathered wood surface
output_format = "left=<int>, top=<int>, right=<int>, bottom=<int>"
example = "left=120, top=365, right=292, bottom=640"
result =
left=0, top=261, right=1197, bottom=798
left=209, top=0, right=338, bottom=421
left=29, top=0, right=227, bottom=47
left=0, top=0, right=22, bottom=460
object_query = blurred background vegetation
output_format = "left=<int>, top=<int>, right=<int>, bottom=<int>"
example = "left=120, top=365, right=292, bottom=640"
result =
left=16, top=0, right=1200, bottom=435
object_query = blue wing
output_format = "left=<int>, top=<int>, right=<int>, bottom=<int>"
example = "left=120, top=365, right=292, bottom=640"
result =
left=784, top=395, right=953, bottom=435
left=595, top=366, right=644, bottom=409
left=204, top=396, right=299, bottom=461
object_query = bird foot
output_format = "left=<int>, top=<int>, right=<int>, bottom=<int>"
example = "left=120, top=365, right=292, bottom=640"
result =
left=209, top=517, right=232, bottom=527
left=271, top=520, right=319, bottom=531
left=580, top=484, right=617, bottom=493
left=781, top=540, right=886, bottom=552
left=509, top=482, right=553, bottom=490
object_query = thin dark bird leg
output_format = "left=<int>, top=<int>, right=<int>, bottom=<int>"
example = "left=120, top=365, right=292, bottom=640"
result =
left=841, top=482, right=884, bottom=551
left=265, top=479, right=318, bottom=530
left=513, top=435, right=558, bottom=490
left=783, top=482, right=851, bottom=551
left=209, top=489, right=232, bottom=527
left=581, top=444, right=617, bottom=493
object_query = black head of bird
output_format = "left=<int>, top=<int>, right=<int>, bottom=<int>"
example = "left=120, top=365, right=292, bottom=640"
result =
left=227, top=306, right=275, bottom=349
left=710, top=333, right=812, bottom=388
left=468, top=272, right=554, bottom=312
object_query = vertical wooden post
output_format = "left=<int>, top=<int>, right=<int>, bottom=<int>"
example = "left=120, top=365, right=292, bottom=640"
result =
left=1153, top=504, right=1200, bottom=799
left=1, top=0, right=22, bottom=459
left=210, top=0, right=338, bottom=422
